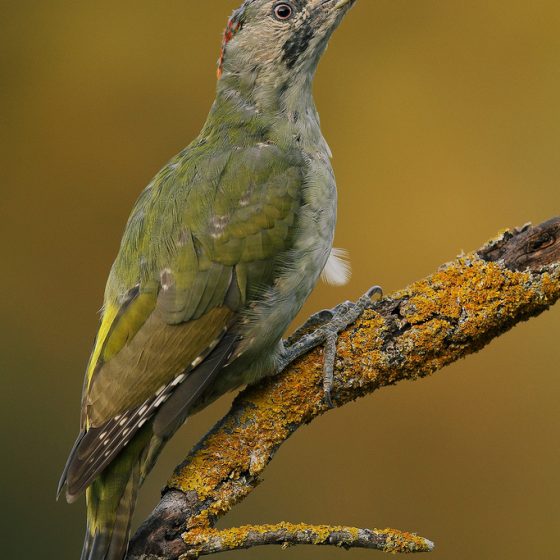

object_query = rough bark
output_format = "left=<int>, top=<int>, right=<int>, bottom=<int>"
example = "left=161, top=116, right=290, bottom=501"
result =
left=126, top=217, right=560, bottom=559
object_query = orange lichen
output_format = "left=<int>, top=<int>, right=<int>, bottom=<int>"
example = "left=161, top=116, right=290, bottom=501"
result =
left=169, top=352, right=329, bottom=529
left=164, top=241, right=559, bottom=550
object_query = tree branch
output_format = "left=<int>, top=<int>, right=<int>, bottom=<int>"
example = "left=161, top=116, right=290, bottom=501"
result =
left=127, top=217, right=560, bottom=560
left=181, top=524, right=434, bottom=557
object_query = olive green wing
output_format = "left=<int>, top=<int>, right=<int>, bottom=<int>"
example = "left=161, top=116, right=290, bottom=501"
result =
left=60, top=143, right=304, bottom=499
left=62, top=287, right=238, bottom=499
left=84, top=143, right=303, bottom=426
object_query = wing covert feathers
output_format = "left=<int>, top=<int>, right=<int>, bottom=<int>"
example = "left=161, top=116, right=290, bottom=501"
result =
left=86, top=306, right=233, bottom=425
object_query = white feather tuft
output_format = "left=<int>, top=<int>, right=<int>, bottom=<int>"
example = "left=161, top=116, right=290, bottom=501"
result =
left=321, top=247, right=351, bottom=286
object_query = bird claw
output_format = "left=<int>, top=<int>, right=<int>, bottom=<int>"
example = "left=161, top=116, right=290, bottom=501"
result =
left=358, top=285, right=383, bottom=309
left=279, top=285, right=384, bottom=407
left=285, top=309, right=335, bottom=347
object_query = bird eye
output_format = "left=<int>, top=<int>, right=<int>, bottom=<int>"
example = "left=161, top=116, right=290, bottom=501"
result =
left=273, top=2, right=294, bottom=21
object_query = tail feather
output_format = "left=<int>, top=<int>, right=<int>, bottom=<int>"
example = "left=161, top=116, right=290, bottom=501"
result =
left=68, top=333, right=239, bottom=559
left=82, top=473, right=138, bottom=560
left=80, top=427, right=155, bottom=560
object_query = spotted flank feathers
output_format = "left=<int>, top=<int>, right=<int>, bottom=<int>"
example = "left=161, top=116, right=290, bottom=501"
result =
left=321, top=247, right=351, bottom=286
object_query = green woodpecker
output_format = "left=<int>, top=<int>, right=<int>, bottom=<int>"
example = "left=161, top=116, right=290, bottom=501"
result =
left=58, top=1, right=375, bottom=559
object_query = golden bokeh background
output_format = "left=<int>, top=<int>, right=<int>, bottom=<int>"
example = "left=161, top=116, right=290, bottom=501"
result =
left=2, top=1, right=559, bottom=558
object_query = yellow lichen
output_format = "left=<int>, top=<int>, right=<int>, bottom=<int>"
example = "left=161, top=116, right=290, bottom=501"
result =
left=378, top=527, right=432, bottom=553
left=166, top=246, right=559, bottom=542
left=182, top=523, right=432, bottom=554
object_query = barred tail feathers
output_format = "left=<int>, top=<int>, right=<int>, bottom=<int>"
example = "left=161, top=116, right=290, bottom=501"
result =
left=80, top=427, right=160, bottom=560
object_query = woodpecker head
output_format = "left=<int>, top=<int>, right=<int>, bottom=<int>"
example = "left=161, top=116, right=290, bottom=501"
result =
left=217, top=0, right=356, bottom=81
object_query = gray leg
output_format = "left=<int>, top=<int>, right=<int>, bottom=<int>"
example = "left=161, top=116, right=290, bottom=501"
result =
left=277, top=286, right=383, bottom=407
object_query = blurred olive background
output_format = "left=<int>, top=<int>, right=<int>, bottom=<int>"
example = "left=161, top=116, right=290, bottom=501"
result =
left=2, top=1, right=560, bottom=558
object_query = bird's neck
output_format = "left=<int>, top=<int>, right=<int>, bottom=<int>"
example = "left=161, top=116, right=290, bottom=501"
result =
left=200, top=70, right=328, bottom=152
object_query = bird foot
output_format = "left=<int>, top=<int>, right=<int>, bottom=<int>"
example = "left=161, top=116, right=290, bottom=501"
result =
left=278, top=286, right=383, bottom=407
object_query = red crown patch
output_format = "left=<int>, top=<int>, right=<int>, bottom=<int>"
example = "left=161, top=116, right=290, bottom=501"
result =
left=217, top=17, right=243, bottom=79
